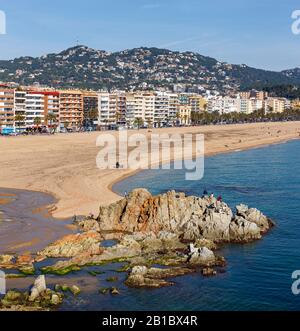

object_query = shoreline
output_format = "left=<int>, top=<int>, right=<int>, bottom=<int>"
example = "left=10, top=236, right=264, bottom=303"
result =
left=109, top=135, right=300, bottom=197
left=1, top=121, right=300, bottom=218
left=0, top=188, right=76, bottom=254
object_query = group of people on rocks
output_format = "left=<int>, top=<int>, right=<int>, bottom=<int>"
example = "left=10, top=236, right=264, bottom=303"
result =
left=202, top=189, right=225, bottom=213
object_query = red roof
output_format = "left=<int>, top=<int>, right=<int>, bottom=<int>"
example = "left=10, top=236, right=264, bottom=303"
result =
left=27, top=91, right=59, bottom=96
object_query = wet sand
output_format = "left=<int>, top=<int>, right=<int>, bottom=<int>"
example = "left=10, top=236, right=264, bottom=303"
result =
left=0, top=122, right=300, bottom=219
left=0, top=188, right=76, bottom=254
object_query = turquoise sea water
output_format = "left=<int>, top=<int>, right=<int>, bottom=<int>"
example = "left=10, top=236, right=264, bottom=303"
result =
left=111, top=139, right=300, bottom=311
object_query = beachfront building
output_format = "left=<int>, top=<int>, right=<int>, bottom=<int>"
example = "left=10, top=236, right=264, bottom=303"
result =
left=154, top=92, right=170, bottom=127
left=116, top=93, right=127, bottom=126
left=83, top=92, right=98, bottom=128
left=178, top=104, right=192, bottom=125
left=97, top=92, right=120, bottom=127
left=59, top=90, right=83, bottom=129
left=189, top=95, right=207, bottom=113
left=239, top=90, right=268, bottom=101
left=291, top=99, right=300, bottom=110
left=168, top=93, right=179, bottom=122
left=208, top=96, right=239, bottom=114
left=14, top=90, right=27, bottom=131
left=265, top=97, right=286, bottom=113
left=43, top=91, right=60, bottom=128
left=0, top=88, right=15, bottom=129
left=237, top=98, right=264, bottom=114
left=24, top=91, right=46, bottom=127
left=125, top=92, right=155, bottom=128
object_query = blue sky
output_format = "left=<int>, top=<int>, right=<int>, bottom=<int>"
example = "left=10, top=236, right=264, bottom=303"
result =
left=0, top=0, right=299, bottom=71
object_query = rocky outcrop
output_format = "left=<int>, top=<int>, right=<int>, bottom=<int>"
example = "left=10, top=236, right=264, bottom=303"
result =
left=39, top=189, right=273, bottom=280
left=38, top=231, right=102, bottom=258
left=187, top=244, right=216, bottom=266
left=96, top=189, right=273, bottom=243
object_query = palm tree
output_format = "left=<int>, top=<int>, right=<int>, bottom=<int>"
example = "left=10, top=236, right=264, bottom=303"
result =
left=134, top=117, right=144, bottom=130
left=33, top=117, right=42, bottom=132
left=14, top=114, right=25, bottom=132
left=175, top=112, right=181, bottom=126
left=46, top=113, right=57, bottom=134
left=146, top=118, right=153, bottom=129
left=88, top=109, right=98, bottom=128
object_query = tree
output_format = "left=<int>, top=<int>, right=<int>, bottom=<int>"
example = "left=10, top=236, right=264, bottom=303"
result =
left=134, top=117, right=144, bottom=130
left=46, top=113, right=57, bottom=134
left=33, top=117, right=42, bottom=130
left=87, top=109, right=98, bottom=128
left=14, top=114, right=25, bottom=132
left=146, top=118, right=153, bottom=129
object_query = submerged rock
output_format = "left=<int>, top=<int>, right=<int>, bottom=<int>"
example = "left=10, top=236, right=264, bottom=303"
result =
left=202, top=268, right=217, bottom=276
left=70, top=285, right=81, bottom=296
left=125, top=265, right=194, bottom=288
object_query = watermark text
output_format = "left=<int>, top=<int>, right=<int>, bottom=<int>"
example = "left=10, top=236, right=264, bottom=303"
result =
left=292, top=10, right=300, bottom=35
left=0, top=10, right=6, bottom=35
left=96, top=132, right=204, bottom=181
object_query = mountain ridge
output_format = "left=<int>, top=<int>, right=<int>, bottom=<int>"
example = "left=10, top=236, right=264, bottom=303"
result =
left=0, top=45, right=299, bottom=93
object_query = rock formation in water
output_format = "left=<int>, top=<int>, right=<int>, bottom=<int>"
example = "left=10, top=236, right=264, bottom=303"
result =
left=95, top=189, right=273, bottom=243
left=36, top=189, right=273, bottom=285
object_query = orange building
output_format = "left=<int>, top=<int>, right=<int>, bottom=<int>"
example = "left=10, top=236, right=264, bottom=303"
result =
left=59, top=90, right=83, bottom=128
left=0, top=88, right=15, bottom=128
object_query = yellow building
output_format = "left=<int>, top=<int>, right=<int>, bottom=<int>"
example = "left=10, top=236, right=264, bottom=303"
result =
left=266, top=97, right=286, bottom=113
left=189, top=95, right=207, bottom=112
left=179, top=105, right=192, bottom=125
left=291, top=99, right=300, bottom=110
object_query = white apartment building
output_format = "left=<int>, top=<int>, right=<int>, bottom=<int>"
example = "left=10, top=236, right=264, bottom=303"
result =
left=237, top=98, right=263, bottom=114
left=154, top=92, right=169, bottom=126
left=25, top=92, right=45, bottom=127
left=98, top=93, right=117, bottom=126
left=125, top=92, right=155, bottom=127
left=208, top=96, right=238, bottom=114
left=14, top=90, right=27, bottom=131
left=167, top=93, right=179, bottom=122
left=266, top=97, right=286, bottom=113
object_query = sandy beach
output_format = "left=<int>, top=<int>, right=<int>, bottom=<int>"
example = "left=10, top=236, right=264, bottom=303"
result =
left=0, top=121, right=300, bottom=218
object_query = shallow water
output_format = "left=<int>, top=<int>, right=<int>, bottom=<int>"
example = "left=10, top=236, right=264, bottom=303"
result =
left=0, top=188, right=75, bottom=254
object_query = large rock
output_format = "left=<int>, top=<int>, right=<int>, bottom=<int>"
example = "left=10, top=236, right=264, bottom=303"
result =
left=29, top=275, right=47, bottom=301
left=40, top=190, right=273, bottom=275
left=95, top=189, right=272, bottom=244
left=236, top=204, right=273, bottom=232
left=187, top=244, right=216, bottom=266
